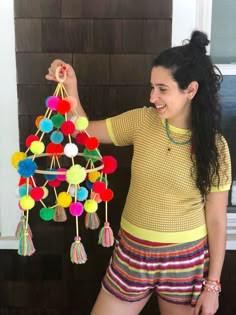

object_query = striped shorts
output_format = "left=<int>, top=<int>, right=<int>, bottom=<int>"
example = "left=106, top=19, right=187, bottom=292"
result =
left=102, top=228, right=209, bottom=306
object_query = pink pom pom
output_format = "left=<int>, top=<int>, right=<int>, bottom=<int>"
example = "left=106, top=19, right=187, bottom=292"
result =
left=30, top=187, right=44, bottom=201
left=26, top=135, right=39, bottom=148
left=48, top=179, right=60, bottom=187
left=56, top=168, right=67, bottom=181
left=93, top=181, right=106, bottom=194
left=102, top=156, right=117, bottom=174
left=46, top=96, right=60, bottom=110
left=69, top=202, right=84, bottom=216
left=90, top=191, right=102, bottom=203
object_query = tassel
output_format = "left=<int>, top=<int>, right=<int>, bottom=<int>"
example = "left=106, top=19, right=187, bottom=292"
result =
left=18, top=229, right=35, bottom=256
left=70, top=236, right=87, bottom=264
left=85, top=212, right=100, bottom=230
left=53, top=205, right=67, bottom=222
left=15, top=216, right=33, bottom=239
left=98, top=222, right=114, bottom=247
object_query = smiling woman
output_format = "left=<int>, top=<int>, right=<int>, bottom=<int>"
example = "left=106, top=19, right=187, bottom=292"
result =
left=0, top=0, right=20, bottom=248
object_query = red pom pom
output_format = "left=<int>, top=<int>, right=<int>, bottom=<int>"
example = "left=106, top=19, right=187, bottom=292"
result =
left=30, top=187, right=44, bottom=201
left=85, top=137, right=99, bottom=150
left=60, top=121, right=75, bottom=136
left=18, top=177, right=35, bottom=186
left=46, top=143, right=64, bottom=158
left=48, top=179, right=60, bottom=187
left=57, top=99, right=71, bottom=114
left=92, top=181, right=106, bottom=194
left=75, top=132, right=89, bottom=145
left=100, top=188, right=114, bottom=202
left=26, top=135, right=40, bottom=148
left=102, top=156, right=117, bottom=174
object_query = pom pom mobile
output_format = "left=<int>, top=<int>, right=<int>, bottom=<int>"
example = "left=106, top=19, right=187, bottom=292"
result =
left=11, top=66, right=117, bottom=264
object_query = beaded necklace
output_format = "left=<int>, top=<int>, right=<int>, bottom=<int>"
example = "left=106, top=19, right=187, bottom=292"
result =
left=165, top=119, right=192, bottom=145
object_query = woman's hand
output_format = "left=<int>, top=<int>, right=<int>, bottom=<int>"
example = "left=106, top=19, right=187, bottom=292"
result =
left=193, top=290, right=219, bottom=315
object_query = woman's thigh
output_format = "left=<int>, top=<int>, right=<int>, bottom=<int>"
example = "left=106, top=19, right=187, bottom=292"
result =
left=91, top=287, right=151, bottom=315
left=157, top=297, right=194, bottom=315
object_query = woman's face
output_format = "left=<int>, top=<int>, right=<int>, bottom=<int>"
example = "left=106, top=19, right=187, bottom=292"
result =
left=150, top=66, right=192, bottom=128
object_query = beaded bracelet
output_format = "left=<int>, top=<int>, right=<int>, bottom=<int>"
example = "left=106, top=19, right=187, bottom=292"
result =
left=202, top=279, right=221, bottom=294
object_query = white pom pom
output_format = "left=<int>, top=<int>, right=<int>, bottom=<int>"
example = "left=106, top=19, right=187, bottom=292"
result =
left=69, top=185, right=76, bottom=197
left=64, top=143, right=78, bottom=158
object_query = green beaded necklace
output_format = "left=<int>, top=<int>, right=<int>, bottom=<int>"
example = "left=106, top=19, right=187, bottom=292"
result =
left=165, top=119, right=192, bottom=145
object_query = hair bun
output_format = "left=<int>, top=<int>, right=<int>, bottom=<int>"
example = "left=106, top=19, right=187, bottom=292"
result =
left=190, top=30, right=210, bottom=54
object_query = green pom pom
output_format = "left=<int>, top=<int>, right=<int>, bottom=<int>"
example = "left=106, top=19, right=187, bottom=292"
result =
left=83, top=148, right=101, bottom=163
left=66, top=165, right=86, bottom=185
left=75, top=117, right=89, bottom=131
left=84, top=199, right=98, bottom=213
left=51, top=114, right=65, bottom=128
left=20, top=195, right=35, bottom=210
left=30, top=141, right=45, bottom=155
left=40, top=207, right=54, bottom=221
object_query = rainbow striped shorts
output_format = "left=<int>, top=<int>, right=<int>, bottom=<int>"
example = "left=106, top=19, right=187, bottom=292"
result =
left=102, top=228, right=209, bottom=306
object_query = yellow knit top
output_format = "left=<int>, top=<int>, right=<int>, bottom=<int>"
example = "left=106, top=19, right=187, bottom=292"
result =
left=106, top=107, right=231, bottom=243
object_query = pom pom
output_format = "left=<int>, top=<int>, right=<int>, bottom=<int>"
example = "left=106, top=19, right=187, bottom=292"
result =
left=90, top=191, right=102, bottom=203
left=84, top=199, right=98, bottom=213
left=19, top=184, right=32, bottom=197
left=75, top=132, right=89, bottom=145
left=30, top=187, right=44, bottom=201
left=39, top=118, right=53, bottom=133
left=98, top=222, right=114, bottom=247
left=50, top=130, right=64, bottom=144
left=65, top=96, right=77, bottom=110
left=30, top=141, right=45, bottom=155
left=102, top=156, right=117, bottom=174
left=88, top=171, right=100, bottom=183
left=18, top=158, right=37, bottom=178
left=46, top=143, right=64, bottom=158
left=85, top=180, right=93, bottom=190
left=18, top=176, right=34, bottom=186
left=35, top=115, right=44, bottom=128
left=40, top=207, right=55, bottom=221
left=75, top=117, right=89, bottom=131
left=51, top=114, right=65, bottom=128
left=42, top=187, right=49, bottom=199
left=83, top=148, right=100, bottom=162
left=57, top=99, right=71, bottom=114
left=61, top=121, right=75, bottom=136
left=11, top=152, right=27, bottom=169
left=56, top=168, right=67, bottom=181
left=64, top=143, right=78, bottom=158
left=69, top=202, right=84, bottom=216
left=47, top=178, right=60, bottom=187
left=66, top=165, right=86, bottom=185
left=85, top=137, right=99, bottom=150
left=45, top=96, right=60, bottom=110
left=85, top=212, right=100, bottom=230
left=92, top=181, right=106, bottom=194
left=26, top=135, right=39, bottom=148
left=77, top=186, right=88, bottom=201
left=57, top=192, right=72, bottom=208
left=20, top=195, right=35, bottom=210
left=18, top=229, right=35, bottom=256
left=100, top=188, right=114, bottom=202
left=70, top=236, right=87, bottom=264
left=44, top=168, right=57, bottom=181
left=53, top=205, right=67, bottom=222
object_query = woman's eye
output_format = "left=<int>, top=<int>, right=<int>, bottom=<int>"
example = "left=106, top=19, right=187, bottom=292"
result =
left=160, top=89, right=167, bottom=92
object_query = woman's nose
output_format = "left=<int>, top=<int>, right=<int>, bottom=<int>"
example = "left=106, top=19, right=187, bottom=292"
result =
left=150, top=90, right=159, bottom=103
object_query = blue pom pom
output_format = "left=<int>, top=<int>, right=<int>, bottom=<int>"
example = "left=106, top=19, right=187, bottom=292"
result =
left=18, top=158, right=37, bottom=178
left=44, top=168, right=57, bottom=180
left=39, top=118, right=53, bottom=133
left=85, top=180, right=93, bottom=190
left=19, top=184, right=32, bottom=197
left=50, top=131, right=64, bottom=144
left=77, top=187, right=88, bottom=201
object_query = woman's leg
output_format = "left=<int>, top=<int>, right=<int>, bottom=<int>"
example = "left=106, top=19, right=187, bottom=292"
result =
left=91, top=287, right=151, bottom=315
left=157, top=297, right=194, bottom=315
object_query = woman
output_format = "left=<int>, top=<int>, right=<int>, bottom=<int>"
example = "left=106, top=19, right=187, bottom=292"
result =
left=46, top=31, right=231, bottom=315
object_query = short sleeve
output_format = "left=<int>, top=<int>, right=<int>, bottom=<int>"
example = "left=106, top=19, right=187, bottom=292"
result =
left=210, top=135, right=232, bottom=192
left=106, top=107, right=148, bottom=146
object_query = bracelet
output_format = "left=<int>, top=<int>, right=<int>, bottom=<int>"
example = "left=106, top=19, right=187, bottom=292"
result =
left=202, top=280, right=221, bottom=294
left=205, top=278, right=221, bottom=285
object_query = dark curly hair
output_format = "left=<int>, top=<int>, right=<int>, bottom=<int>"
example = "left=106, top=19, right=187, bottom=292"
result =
left=152, top=30, right=223, bottom=196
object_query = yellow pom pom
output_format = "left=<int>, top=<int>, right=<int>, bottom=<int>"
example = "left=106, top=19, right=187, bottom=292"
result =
left=30, top=141, right=45, bottom=155
left=57, top=192, right=72, bottom=208
left=75, top=117, right=89, bottom=131
left=20, top=195, right=35, bottom=210
left=84, top=199, right=98, bottom=213
left=88, top=171, right=100, bottom=183
left=11, top=152, right=27, bottom=169
left=66, top=165, right=86, bottom=185
left=42, top=187, right=49, bottom=199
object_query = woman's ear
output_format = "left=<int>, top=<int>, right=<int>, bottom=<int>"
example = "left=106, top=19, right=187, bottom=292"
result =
left=187, top=81, right=199, bottom=100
